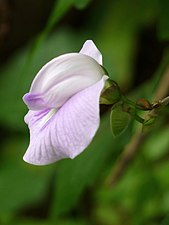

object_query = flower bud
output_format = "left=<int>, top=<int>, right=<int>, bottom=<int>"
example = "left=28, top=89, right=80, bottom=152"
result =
left=100, top=79, right=121, bottom=105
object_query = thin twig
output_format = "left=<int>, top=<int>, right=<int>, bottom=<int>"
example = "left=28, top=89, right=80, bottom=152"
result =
left=161, top=96, right=169, bottom=106
left=106, top=132, right=147, bottom=186
left=154, top=66, right=169, bottom=101
left=106, top=66, right=169, bottom=187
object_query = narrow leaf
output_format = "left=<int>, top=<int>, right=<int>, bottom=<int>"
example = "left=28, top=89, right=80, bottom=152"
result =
left=74, top=0, right=91, bottom=9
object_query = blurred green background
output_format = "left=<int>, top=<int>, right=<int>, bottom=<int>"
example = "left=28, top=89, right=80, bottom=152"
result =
left=0, top=0, right=169, bottom=224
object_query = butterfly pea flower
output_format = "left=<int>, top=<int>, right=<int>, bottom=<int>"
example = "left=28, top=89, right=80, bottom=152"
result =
left=23, top=40, right=108, bottom=165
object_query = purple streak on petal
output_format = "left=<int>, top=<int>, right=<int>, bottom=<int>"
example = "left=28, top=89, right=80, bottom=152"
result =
left=23, top=76, right=107, bottom=165
left=24, top=53, right=104, bottom=111
left=24, top=108, right=50, bottom=125
left=23, top=93, right=46, bottom=111
left=80, top=40, right=103, bottom=65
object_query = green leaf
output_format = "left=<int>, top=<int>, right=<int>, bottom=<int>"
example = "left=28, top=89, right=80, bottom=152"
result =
left=110, top=104, right=131, bottom=137
left=74, top=0, right=91, bottom=9
left=25, top=0, right=78, bottom=68
left=158, top=0, right=169, bottom=40
left=45, top=0, right=75, bottom=34
left=45, top=0, right=91, bottom=33
left=28, top=0, right=91, bottom=57
left=98, top=0, right=158, bottom=86
left=20, top=0, right=90, bottom=91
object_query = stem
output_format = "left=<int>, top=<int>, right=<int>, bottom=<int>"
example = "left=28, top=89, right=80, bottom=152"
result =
left=122, top=96, right=136, bottom=108
left=106, top=133, right=147, bottom=186
left=123, top=95, right=152, bottom=111
left=106, top=64, right=169, bottom=188
left=132, top=113, right=144, bottom=123
left=122, top=96, right=144, bottom=123
left=161, top=96, right=169, bottom=106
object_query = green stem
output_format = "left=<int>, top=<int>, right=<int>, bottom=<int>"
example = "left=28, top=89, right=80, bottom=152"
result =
left=133, top=113, right=144, bottom=123
left=128, top=107, right=144, bottom=123
left=122, top=95, right=151, bottom=111
left=122, top=96, right=144, bottom=123
left=122, top=96, right=136, bottom=108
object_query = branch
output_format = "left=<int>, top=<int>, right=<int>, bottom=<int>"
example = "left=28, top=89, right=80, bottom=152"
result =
left=106, top=66, right=169, bottom=187
left=154, top=66, right=169, bottom=101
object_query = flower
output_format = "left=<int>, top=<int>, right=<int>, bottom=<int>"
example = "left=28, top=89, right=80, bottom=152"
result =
left=23, top=40, right=108, bottom=165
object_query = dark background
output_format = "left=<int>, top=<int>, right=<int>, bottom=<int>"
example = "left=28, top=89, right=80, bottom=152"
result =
left=0, top=0, right=169, bottom=225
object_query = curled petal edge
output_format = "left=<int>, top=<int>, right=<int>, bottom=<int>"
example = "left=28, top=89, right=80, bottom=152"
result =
left=23, top=75, right=108, bottom=165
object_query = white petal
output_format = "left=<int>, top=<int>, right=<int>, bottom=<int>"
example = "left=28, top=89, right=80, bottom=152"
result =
left=80, top=40, right=103, bottom=65
left=24, top=53, right=105, bottom=111
left=23, top=76, right=107, bottom=165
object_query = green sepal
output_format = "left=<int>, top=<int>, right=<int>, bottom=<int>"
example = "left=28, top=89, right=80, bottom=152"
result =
left=110, top=103, right=131, bottom=137
left=100, top=79, right=121, bottom=105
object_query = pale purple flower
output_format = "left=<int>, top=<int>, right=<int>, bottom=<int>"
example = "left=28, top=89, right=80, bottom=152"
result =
left=23, top=40, right=108, bottom=165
